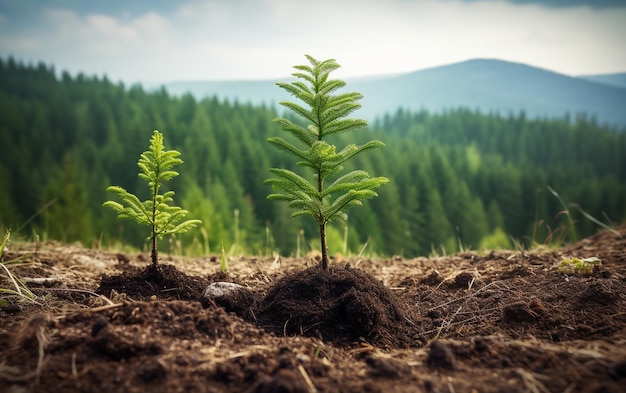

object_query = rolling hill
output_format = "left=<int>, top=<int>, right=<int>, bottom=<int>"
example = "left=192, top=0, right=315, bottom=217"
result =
left=578, top=72, right=626, bottom=89
left=161, top=59, right=626, bottom=130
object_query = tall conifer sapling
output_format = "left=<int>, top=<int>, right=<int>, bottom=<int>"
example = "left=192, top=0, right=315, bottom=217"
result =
left=265, top=55, right=389, bottom=269
left=104, top=130, right=201, bottom=269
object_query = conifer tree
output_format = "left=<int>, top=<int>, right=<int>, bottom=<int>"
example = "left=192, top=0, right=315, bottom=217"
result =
left=104, top=130, right=201, bottom=268
left=265, top=55, right=389, bottom=268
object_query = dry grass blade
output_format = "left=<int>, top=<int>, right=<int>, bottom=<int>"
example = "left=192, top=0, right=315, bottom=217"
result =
left=515, top=368, right=550, bottom=393
left=298, top=364, right=317, bottom=393
left=1, top=230, right=38, bottom=304
left=425, top=279, right=502, bottom=342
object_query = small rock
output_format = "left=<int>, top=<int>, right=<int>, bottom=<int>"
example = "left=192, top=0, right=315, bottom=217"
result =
left=200, top=282, right=246, bottom=308
left=73, top=254, right=107, bottom=269
left=296, top=353, right=311, bottom=363
left=202, top=282, right=245, bottom=298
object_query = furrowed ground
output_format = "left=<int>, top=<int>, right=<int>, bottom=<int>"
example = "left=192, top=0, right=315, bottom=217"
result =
left=1, top=226, right=625, bottom=393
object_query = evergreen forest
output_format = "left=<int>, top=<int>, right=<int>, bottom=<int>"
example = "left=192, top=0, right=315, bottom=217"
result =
left=1, top=58, right=625, bottom=258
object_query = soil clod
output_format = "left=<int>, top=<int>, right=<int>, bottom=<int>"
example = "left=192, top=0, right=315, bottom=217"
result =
left=365, top=355, right=409, bottom=378
left=427, top=341, right=456, bottom=370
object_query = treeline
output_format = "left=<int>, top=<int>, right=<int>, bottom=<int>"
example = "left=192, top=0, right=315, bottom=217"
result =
left=1, top=58, right=625, bottom=257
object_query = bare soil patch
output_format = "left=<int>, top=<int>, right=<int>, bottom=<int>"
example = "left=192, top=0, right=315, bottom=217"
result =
left=1, top=227, right=625, bottom=392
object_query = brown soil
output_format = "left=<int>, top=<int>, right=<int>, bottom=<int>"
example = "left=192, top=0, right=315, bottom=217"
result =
left=1, top=228, right=625, bottom=393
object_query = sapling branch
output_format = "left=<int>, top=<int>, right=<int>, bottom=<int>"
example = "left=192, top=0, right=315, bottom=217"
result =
left=265, top=55, right=389, bottom=269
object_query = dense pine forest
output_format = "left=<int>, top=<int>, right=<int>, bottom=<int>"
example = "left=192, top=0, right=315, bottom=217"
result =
left=1, top=58, right=625, bottom=258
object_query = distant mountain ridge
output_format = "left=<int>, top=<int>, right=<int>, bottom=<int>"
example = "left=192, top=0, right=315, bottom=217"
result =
left=161, top=59, right=626, bottom=130
left=578, top=72, right=626, bottom=89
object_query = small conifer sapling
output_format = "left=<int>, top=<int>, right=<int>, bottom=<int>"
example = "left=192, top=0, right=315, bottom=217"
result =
left=265, top=55, right=389, bottom=269
left=104, top=130, right=201, bottom=269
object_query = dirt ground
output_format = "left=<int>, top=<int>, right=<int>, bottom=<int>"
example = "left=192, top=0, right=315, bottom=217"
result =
left=1, top=227, right=625, bottom=393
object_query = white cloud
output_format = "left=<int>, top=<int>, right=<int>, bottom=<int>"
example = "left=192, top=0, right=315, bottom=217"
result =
left=0, top=0, right=624, bottom=83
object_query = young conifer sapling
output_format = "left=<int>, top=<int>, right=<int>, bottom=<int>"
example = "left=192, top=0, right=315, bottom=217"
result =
left=104, top=130, right=201, bottom=269
left=265, top=55, right=389, bottom=269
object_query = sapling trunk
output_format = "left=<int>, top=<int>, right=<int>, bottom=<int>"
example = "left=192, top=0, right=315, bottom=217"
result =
left=320, top=222, right=329, bottom=269
left=151, top=171, right=159, bottom=268
left=318, top=164, right=329, bottom=269
left=151, top=227, right=158, bottom=268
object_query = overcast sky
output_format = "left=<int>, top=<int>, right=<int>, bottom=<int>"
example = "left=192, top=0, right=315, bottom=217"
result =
left=1, top=0, right=625, bottom=84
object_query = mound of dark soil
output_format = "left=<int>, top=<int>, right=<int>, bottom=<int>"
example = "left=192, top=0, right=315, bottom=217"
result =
left=97, top=264, right=209, bottom=301
left=255, top=264, right=418, bottom=348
